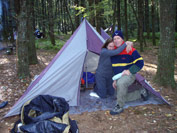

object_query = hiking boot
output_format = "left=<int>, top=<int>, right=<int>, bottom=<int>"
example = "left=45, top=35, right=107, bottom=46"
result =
left=110, top=104, right=124, bottom=115
left=140, top=88, right=149, bottom=101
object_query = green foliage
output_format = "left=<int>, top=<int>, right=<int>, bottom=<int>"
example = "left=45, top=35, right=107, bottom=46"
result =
left=143, top=32, right=177, bottom=47
left=144, top=32, right=160, bottom=39
left=71, top=5, right=87, bottom=17
left=35, top=32, right=72, bottom=50
left=35, top=38, right=65, bottom=50
left=96, top=0, right=113, bottom=24
left=175, top=32, right=177, bottom=47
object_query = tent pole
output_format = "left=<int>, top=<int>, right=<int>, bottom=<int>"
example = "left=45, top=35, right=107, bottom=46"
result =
left=86, top=66, right=88, bottom=88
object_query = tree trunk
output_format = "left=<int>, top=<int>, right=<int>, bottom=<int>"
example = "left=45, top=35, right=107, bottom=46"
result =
left=47, top=0, right=55, bottom=45
left=137, top=1, right=140, bottom=41
left=145, top=0, right=150, bottom=39
left=117, top=0, right=121, bottom=30
left=34, top=0, right=39, bottom=29
left=63, top=3, right=67, bottom=34
left=81, top=0, right=85, bottom=7
left=155, top=0, right=176, bottom=88
left=8, top=0, right=15, bottom=43
left=27, top=0, right=38, bottom=65
left=60, top=0, right=64, bottom=33
left=41, top=0, right=46, bottom=36
left=128, top=0, right=134, bottom=37
left=32, top=0, right=35, bottom=31
left=124, top=0, right=128, bottom=40
left=74, top=0, right=80, bottom=29
left=138, top=0, right=144, bottom=52
left=81, top=0, right=86, bottom=19
left=130, top=0, right=146, bottom=48
left=176, top=0, right=177, bottom=32
left=88, top=0, right=95, bottom=26
left=17, top=0, right=30, bottom=77
left=95, top=0, right=102, bottom=33
left=64, top=1, right=75, bottom=33
left=88, top=0, right=96, bottom=26
left=151, top=0, right=156, bottom=46
left=155, top=1, right=160, bottom=32
left=14, top=0, right=20, bottom=15
left=112, top=0, right=116, bottom=33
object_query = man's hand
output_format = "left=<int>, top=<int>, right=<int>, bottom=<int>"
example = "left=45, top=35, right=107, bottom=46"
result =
left=122, top=70, right=131, bottom=76
left=125, top=41, right=133, bottom=53
left=113, top=80, right=117, bottom=89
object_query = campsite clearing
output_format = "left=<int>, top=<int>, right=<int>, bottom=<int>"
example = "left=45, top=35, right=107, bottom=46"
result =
left=0, top=45, right=177, bottom=133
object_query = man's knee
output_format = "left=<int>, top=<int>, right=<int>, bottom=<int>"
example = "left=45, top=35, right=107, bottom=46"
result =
left=117, top=81, right=127, bottom=90
left=117, top=78, right=128, bottom=88
left=117, top=75, right=135, bottom=89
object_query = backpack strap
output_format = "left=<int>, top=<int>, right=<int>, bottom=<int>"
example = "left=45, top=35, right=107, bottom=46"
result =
left=10, top=119, right=21, bottom=133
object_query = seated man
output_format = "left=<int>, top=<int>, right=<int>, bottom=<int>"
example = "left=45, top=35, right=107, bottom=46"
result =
left=110, top=30, right=147, bottom=115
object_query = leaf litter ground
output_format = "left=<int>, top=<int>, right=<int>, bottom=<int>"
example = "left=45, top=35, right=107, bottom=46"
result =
left=0, top=44, right=177, bottom=133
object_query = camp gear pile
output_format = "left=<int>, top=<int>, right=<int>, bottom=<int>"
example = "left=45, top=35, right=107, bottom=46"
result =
left=11, top=95, right=78, bottom=133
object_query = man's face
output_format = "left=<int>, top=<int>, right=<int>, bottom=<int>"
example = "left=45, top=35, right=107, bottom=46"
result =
left=113, top=36, right=123, bottom=47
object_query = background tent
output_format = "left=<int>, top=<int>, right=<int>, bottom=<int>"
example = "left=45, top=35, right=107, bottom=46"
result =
left=101, top=28, right=110, bottom=40
left=5, top=19, right=105, bottom=117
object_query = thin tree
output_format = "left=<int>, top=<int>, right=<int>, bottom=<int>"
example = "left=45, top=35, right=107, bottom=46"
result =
left=41, top=0, right=46, bottom=36
left=112, top=0, right=116, bottom=33
left=129, top=0, right=146, bottom=51
left=34, top=0, right=39, bottom=29
left=17, top=0, right=30, bottom=77
left=47, top=0, right=55, bottom=45
left=60, top=0, right=64, bottom=34
left=155, top=0, right=176, bottom=88
left=88, top=0, right=95, bottom=26
left=151, top=0, right=156, bottom=46
left=74, top=0, right=80, bottom=29
left=64, top=1, right=75, bottom=33
left=117, top=0, right=121, bottom=30
left=27, top=0, right=38, bottom=65
left=8, top=0, right=15, bottom=44
left=145, top=0, right=150, bottom=39
left=124, top=0, right=128, bottom=40
left=155, top=1, right=160, bottom=32
left=176, top=0, right=177, bottom=32
left=81, top=0, right=86, bottom=19
left=63, top=0, right=67, bottom=34
left=138, top=0, right=144, bottom=52
left=95, top=0, right=103, bottom=33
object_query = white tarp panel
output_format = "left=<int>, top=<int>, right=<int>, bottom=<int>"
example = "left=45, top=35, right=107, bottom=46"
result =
left=84, top=51, right=100, bottom=72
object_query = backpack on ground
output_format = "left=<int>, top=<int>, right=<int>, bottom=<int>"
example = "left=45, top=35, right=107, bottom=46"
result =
left=11, top=95, right=78, bottom=133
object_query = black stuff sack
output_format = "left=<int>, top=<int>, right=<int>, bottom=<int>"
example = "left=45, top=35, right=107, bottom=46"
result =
left=11, top=95, right=78, bottom=133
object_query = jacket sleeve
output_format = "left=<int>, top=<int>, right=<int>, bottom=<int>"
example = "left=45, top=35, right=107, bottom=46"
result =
left=102, top=43, right=127, bottom=56
left=129, top=50, right=144, bottom=74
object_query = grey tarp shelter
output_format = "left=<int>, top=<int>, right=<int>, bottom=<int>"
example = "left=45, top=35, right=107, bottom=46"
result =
left=5, top=19, right=104, bottom=117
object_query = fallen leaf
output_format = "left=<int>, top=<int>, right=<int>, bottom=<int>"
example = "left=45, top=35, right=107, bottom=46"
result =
left=165, top=114, right=172, bottom=117
left=142, top=107, right=147, bottom=110
left=105, top=111, right=109, bottom=115
left=153, top=120, right=157, bottom=123
left=152, top=111, right=155, bottom=114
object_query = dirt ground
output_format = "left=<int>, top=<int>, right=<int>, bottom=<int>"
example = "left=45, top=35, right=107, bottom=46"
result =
left=0, top=44, right=177, bottom=133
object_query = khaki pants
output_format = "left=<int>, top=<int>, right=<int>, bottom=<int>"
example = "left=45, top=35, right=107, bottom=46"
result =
left=116, top=74, right=141, bottom=108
